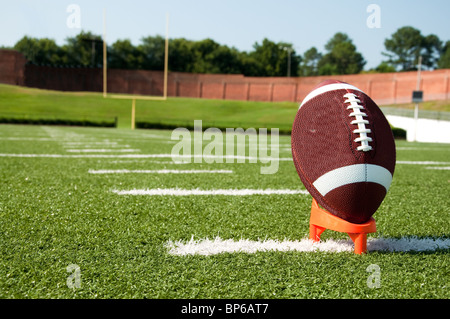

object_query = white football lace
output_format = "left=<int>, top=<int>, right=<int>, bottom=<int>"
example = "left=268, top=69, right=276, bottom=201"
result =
left=343, top=93, right=373, bottom=152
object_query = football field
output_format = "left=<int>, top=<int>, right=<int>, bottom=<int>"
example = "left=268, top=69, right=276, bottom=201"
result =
left=0, top=124, right=449, bottom=299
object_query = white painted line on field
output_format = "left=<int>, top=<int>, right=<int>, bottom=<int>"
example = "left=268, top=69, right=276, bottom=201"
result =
left=0, top=137, right=54, bottom=141
left=0, top=153, right=168, bottom=158
left=396, top=147, right=449, bottom=151
left=112, top=188, right=309, bottom=196
left=89, top=169, right=233, bottom=174
left=166, top=236, right=450, bottom=255
left=397, top=161, right=450, bottom=165
left=138, top=133, right=174, bottom=139
left=425, top=166, right=450, bottom=170
left=63, top=141, right=119, bottom=145
left=5, top=153, right=450, bottom=167
left=66, top=149, right=141, bottom=153
left=0, top=153, right=293, bottom=160
left=63, top=144, right=131, bottom=148
left=108, top=160, right=190, bottom=164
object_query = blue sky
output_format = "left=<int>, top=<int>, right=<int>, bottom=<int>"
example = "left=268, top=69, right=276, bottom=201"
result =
left=1, top=0, right=449, bottom=69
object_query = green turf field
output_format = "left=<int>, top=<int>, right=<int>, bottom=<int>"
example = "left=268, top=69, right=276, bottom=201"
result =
left=0, top=124, right=448, bottom=299
left=1, top=83, right=449, bottom=132
left=0, top=84, right=297, bottom=131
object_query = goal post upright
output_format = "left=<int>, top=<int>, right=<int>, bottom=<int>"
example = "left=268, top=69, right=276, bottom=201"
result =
left=103, top=8, right=107, bottom=98
left=104, top=12, right=170, bottom=129
left=163, top=13, right=169, bottom=99
left=104, top=12, right=169, bottom=101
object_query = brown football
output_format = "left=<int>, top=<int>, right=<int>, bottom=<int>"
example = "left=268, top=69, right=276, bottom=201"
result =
left=291, top=80, right=396, bottom=223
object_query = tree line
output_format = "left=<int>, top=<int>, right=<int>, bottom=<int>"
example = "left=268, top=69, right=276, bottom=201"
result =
left=10, top=26, right=450, bottom=77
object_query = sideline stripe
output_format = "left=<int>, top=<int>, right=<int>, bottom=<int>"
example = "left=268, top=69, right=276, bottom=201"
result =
left=112, top=188, right=309, bottom=196
left=313, top=164, right=392, bottom=196
left=166, top=236, right=450, bottom=255
left=425, top=166, right=450, bottom=170
left=89, top=169, right=233, bottom=174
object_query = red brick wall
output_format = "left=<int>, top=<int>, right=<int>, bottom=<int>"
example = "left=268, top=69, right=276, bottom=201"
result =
left=24, top=64, right=103, bottom=92
left=0, top=50, right=27, bottom=86
left=1, top=49, right=449, bottom=105
left=165, top=70, right=450, bottom=105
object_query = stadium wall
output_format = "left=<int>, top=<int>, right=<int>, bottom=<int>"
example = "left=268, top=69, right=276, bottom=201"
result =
left=1, top=49, right=449, bottom=105
left=0, top=50, right=27, bottom=86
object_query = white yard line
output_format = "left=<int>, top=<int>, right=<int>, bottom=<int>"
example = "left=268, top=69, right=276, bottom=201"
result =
left=112, top=188, right=309, bottom=196
left=63, top=141, right=119, bottom=145
left=4, top=153, right=450, bottom=166
left=166, top=236, right=450, bottom=255
left=63, top=144, right=131, bottom=148
left=425, top=166, right=450, bottom=170
left=0, top=153, right=292, bottom=160
left=396, top=147, right=449, bottom=151
left=0, top=137, right=55, bottom=141
left=396, top=161, right=450, bottom=165
left=64, top=145, right=132, bottom=149
left=66, top=149, right=141, bottom=153
left=107, top=160, right=190, bottom=164
left=0, top=153, right=170, bottom=158
left=89, top=169, right=233, bottom=174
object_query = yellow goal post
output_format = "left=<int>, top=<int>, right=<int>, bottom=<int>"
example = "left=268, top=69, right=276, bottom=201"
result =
left=102, top=11, right=170, bottom=129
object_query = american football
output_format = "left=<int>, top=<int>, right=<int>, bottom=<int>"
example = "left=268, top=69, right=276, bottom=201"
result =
left=1, top=1, right=449, bottom=302
left=291, top=80, right=396, bottom=224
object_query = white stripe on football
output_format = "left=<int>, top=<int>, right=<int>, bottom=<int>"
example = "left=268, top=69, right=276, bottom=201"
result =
left=312, top=164, right=393, bottom=196
left=300, top=83, right=365, bottom=109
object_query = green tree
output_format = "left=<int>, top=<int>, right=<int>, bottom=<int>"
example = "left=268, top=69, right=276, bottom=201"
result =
left=249, top=38, right=301, bottom=76
left=383, top=26, right=442, bottom=71
left=422, top=34, right=442, bottom=69
left=168, top=38, right=195, bottom=72
left=168, top=38, right=249, bottom=74
left=13, top=36, right=64, bottom=65
left=438, top=41, right=450, bottom=69
left=189, top=39, right=244, bottom=74
left=108, top=39, right=142, bottom=69
left=63, top=31, right=104, bottom=67
left=374, top=61, right=396, bottom=73
left=206, top=45, right=243, bottom=74
left=236, top=51, right=263, bottom=76
left=299, top=47, right=322, bottom=76
left=317, top=32, right=365, bottom=75
left=138, top=35, right=165, bottom=70
left=190, top=38, right=222, bottom=73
